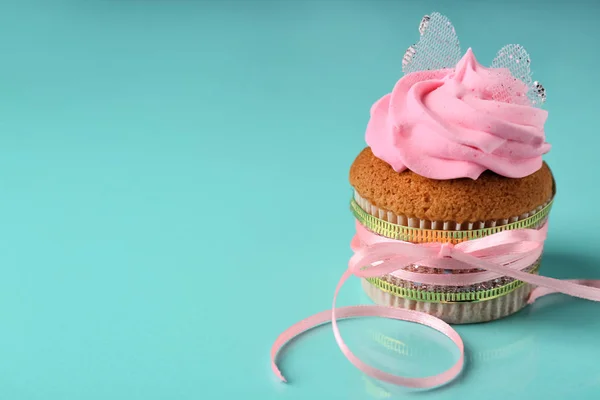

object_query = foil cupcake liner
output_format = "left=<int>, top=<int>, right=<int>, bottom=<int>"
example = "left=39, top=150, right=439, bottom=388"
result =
left=366, top=260, right=540, bottom=303
left=353, top=190, right=550, bottom=232
left=362, top=279, right=534, bottom=324
left=352, top=188, right=552, bottom=324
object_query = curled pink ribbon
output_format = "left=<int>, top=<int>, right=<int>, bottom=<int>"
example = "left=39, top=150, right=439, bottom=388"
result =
left=271, top=221, right=600, bottom=389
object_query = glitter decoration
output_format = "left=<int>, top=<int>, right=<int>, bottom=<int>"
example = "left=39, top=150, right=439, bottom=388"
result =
left=533, top=81, right=547, bottom=103
left=419, top=14, right=431, bottom=35
left=366, top=260, right=540, bottom=303
left=402, top=45, right=416, bottom=68
left=402, top=12, right=461, bottom=75
left=491, top=44, right=545, bottom=107
left=401, top=13, right=547, bottom=107
left=366, top=266, right=539, bottom=303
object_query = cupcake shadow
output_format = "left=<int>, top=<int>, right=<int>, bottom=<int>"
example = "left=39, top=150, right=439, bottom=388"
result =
left=540, top=249, right=600, bottom=279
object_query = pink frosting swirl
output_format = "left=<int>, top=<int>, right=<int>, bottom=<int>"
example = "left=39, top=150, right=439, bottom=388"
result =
left=365, top=48, right=550, bottom=180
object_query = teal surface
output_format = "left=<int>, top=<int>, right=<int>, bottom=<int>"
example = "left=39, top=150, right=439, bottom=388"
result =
left=1, top=0, right=599, bottom=399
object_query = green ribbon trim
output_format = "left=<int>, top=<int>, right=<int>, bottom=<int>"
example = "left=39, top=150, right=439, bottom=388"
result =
left=350, top=197, right=553, bottom=243
left=365, top=262, right=540, bottom=303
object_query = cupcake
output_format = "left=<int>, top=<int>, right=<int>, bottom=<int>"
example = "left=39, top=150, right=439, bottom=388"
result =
left=349, top=13, right=554, bottom=324
left=271, top=13, right=600, bottom=391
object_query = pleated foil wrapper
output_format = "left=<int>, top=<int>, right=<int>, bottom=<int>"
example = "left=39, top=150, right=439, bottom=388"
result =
left=353, top=189, right=552, bottom=324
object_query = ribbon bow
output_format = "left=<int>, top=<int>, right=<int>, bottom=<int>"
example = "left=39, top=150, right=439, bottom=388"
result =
left=271, top=221, right=600, bottom=389
left=349, top=221, right=547, bottom=288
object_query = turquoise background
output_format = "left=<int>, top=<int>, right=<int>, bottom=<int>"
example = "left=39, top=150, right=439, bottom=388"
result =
left=1, top=0, right=599, bottom=399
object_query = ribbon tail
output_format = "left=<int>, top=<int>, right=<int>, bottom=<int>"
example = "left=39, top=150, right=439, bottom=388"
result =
left=451, top=252, right=600, bottom=302
left=271, top=270, right=465, bottom=388
left=270, top=307, right=341, bottom=382
left=528, top=279, right=600, bottom=304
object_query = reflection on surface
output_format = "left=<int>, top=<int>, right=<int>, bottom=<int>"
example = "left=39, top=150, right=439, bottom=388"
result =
left=353, top=250, right=600, bottom=399
left=359, top=328, right=538, bottom=398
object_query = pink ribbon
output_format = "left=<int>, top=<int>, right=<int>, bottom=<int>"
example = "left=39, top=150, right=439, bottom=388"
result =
left=271, top=221, right=600, bottom=389
left=350, top=221, right=546, bottom=286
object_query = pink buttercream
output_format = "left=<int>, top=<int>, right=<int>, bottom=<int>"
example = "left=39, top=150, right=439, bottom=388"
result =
left=365, top=48, right=550, bottom=180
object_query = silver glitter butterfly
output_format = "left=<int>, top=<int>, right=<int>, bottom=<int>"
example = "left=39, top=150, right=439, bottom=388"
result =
left=402, top=12, right=546, bottom=107
left=402, top=12, right=461, bottom=75
left=418, top=15, right=431, bottom=36
left=491, top=44, right=546, bottom=106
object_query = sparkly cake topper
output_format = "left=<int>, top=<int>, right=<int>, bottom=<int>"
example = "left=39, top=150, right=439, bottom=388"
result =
left=402, top=12, right=546, bottom=106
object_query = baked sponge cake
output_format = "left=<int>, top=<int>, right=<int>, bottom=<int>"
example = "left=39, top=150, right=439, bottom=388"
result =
left=349, top=13, right=553, bottom=323
left=350, top=147, right=554, bottom=226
